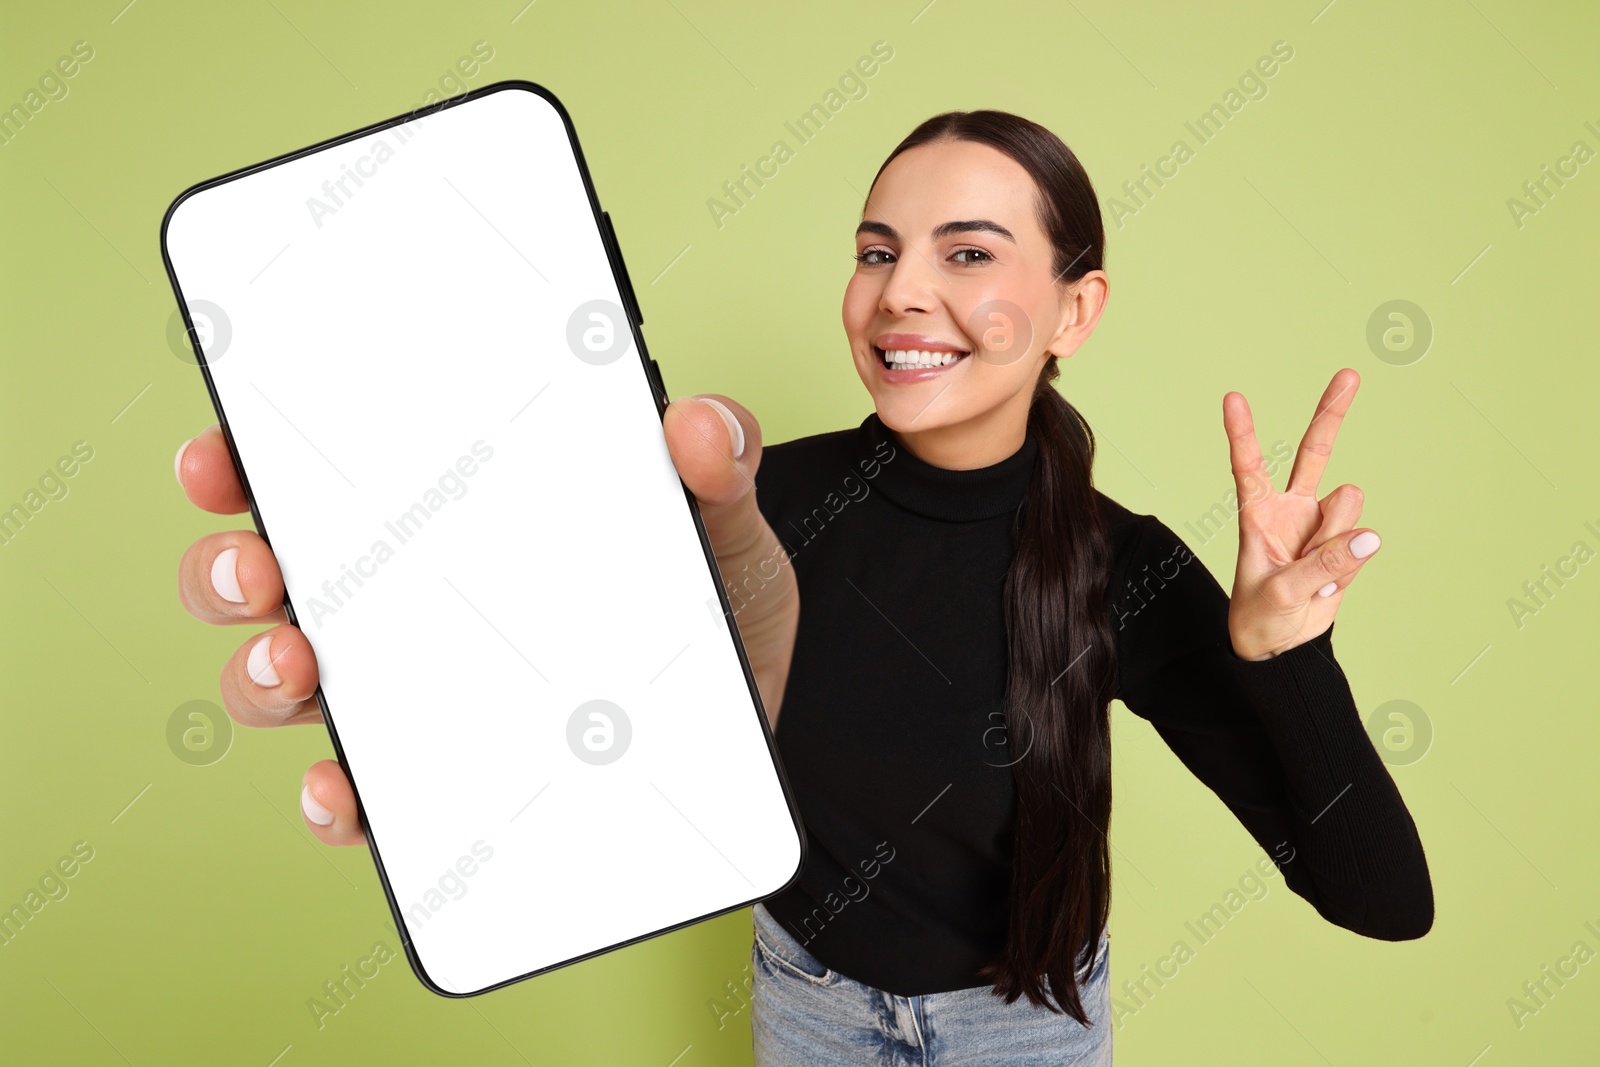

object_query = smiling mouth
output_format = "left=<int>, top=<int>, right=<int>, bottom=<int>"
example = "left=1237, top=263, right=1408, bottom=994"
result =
left=875, top=345, right=971, bottom=370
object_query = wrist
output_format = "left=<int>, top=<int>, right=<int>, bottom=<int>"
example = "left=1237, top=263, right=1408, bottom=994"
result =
left=1230, top=624, right=1336, bottom=663
left=1231, top=641, right=1276, bottom=663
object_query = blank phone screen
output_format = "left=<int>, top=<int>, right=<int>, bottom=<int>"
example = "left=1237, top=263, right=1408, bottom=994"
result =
left=162, top=82, right=803, bottom=996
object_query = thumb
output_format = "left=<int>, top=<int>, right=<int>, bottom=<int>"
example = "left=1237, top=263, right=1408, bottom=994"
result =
left=1277, top=529, right=1381, bottom=603
left=662, top=394, right=761, bottom=509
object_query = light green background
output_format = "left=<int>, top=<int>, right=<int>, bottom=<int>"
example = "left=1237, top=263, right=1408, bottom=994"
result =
left=3, top=0, right=1596, bottom=1063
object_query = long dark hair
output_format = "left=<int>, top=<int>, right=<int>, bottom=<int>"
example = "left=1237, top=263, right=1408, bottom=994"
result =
left=866, top=111, right=1116, bottom=1023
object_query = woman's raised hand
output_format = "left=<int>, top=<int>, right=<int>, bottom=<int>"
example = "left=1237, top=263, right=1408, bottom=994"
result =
left=175, top=393, right=797, bottom=848
left=1221, top=368, right=1379, bottom=661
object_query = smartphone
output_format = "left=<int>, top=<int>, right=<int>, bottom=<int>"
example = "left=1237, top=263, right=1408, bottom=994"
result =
left=161, top=80, right=805, bottom=997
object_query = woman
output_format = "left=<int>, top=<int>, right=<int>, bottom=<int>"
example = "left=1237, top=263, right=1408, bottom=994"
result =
left=175, top=110, right=1432, bottom=1064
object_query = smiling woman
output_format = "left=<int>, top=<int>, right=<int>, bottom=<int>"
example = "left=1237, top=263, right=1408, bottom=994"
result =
left=739, top=108, right=1432, bottom=1065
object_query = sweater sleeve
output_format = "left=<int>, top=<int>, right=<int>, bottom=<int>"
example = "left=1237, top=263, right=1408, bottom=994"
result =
left=1110, top=515, right=1434, bottom=941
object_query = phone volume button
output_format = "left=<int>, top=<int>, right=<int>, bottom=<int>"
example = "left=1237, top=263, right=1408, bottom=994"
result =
left=650, top=358, right=668, bottom=400
left=601, top=211, right=644, bottom=329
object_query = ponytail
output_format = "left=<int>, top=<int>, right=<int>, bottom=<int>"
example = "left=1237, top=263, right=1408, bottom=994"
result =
left=974, top=356, right=1117, bottom=1022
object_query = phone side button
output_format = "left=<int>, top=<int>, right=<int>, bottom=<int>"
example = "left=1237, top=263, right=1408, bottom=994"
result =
left=649, top=358, right=669, bottom=402
left=602, top=211, right=645, bottom=329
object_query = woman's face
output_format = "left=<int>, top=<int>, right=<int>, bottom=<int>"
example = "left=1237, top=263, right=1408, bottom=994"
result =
left=842, top=138, right=1107, bottom=465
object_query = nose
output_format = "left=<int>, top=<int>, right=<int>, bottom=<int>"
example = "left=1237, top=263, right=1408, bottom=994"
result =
left=878, top=244, right=946, bottom=318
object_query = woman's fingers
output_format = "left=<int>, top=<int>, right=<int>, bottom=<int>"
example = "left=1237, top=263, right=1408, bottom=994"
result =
left=302, top=760, right=365, bottom=846
left=178, top=529, right=288, bottom=625
left=177, top=426, right=359, bottom=845
left=220, top=623, right=323, bottom=728
left=175, top=424, right=250, bottom=515
left=1277, top=525, right=1382, bottom=605
left=1285, top=368, right=1359, bottom=497
left=1301, top=484, right=1364, bottom=558
left=1222, top=390, right=1277, bottom=513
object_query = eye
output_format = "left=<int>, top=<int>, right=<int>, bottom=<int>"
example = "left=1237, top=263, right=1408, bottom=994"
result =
left=951, top=246, right=994, bottom=265
left=853, top=247, right=894, bottom=266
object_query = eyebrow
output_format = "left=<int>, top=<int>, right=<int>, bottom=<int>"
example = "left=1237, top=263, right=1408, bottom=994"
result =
left=855, top=219, right=1016, bottom=243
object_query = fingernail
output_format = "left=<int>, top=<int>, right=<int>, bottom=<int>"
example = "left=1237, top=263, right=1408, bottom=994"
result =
left=301, top=784, right=336, bottom=826
left=697, top=397, right=746, bottom=459
left=1317, top=581, right=1338, bottom=598
left=247, top=633, right=282, bottom=687
left=174, top=438, right=192, bottom=484
left=211, top=546, right=247, bottom=603
left=1349, top=531, right=1381, bottom=559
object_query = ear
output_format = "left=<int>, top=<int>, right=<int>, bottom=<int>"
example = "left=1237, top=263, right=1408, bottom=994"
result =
left=1045, top=270, right=1109, bottom=360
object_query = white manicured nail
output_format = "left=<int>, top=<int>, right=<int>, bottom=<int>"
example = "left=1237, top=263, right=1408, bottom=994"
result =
left=301, top=785, right=335, bottom=826
left=698, top=397, right=745, bottom=459
left=247, top=633, right=282, bottom=687
left=211, top=546, right=247, bottom=603
left=1349, top=531, right=1380, bottom=559
left=1317, top=581, right=1338, bottom=598
left=175, top=438, right=192, bottom=483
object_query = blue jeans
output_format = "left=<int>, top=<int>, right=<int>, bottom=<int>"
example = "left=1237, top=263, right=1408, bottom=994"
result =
left=750, top=902, right=1113, bottom=1066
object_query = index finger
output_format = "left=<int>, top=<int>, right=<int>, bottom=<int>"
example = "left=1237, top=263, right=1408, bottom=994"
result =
left=176, top=424, right=250, bottom=514
left=1286, top=368, right=1360, bottom=497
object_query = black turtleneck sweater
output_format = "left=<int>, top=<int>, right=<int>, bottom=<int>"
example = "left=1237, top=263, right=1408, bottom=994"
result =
left=751, top=412, right=1433, bottom=997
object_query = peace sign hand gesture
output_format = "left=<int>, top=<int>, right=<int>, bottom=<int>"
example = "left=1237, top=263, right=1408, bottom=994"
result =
left=1223, top=368, right=1380, bottom=662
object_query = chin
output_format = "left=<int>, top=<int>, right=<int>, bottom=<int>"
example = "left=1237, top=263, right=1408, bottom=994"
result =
left=870, top=394, right=964, bottom=435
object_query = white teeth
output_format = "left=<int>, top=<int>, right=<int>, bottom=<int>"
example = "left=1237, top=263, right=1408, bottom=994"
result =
left=882, top=348, right=964, bottom=369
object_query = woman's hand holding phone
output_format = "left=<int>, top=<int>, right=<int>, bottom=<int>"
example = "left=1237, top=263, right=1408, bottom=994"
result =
left=175, top=393, right=798, bottom=848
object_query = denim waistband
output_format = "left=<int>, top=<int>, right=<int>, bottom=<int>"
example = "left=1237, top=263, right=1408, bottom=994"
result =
left=752, top=900, right=1110, bottom=993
